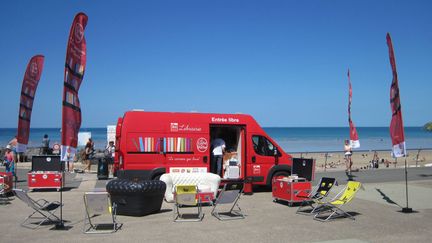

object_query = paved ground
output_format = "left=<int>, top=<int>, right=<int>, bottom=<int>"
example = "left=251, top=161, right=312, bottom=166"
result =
left=1, top=166, right=432, bottom=242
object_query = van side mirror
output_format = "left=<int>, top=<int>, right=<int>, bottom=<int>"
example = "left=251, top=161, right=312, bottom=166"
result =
left=274, top=147, right=279, bottom=165
left=273, top=147, right=278, bottom=156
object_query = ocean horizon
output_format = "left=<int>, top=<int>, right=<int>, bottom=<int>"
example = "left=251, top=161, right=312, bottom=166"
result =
left=1, top=127, right=431, bottom=153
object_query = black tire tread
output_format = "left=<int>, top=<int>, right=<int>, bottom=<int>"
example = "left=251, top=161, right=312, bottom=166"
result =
left=106, top=179, right=166, bottom=195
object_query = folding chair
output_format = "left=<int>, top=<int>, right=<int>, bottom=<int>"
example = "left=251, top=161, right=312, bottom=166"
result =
left=13, top=189, right=61, bottom=229
left=173, top=185, right=203, bottom=222
left=83, top=191, right=122, bottom=233
left=296, top=177, right=336, bottom=215
left=211, top=182, right=245, bottom=220
left=313, top=181, right=362, bottom=222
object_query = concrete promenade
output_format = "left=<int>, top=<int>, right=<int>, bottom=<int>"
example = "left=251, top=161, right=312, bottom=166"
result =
left=1, top=166, right=432, bottom=242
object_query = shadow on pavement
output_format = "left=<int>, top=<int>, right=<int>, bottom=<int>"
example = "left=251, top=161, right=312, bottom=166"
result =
left=345, top=171, right=357, bottom=181
left=418, top=174, right=432, bottom=177
left=375, top=188, right=401, bottom=207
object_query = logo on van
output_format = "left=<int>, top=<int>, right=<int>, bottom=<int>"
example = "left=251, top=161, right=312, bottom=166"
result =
left=171, top=123, right=202, bottom=132
left=170, top=123, right=179, bottom=132
left=196, top=137, right=208, bottom=152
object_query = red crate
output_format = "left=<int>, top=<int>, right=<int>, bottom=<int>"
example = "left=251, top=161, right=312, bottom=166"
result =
left=272, top=177, right=311, bottom=206
left=27, top=171, right=64, bottom=191
left=197, top=192, right=214, bottom=203
left=0, top=172, right=13, bottom=193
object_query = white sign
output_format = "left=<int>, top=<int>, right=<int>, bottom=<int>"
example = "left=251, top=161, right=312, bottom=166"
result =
left=78, top=132, right=91, bottom=146
left=169, top=167, right=207, bottom=173
left=107, top=125, right=116, bottom=144
left=211, top=117, right=240, bottom=123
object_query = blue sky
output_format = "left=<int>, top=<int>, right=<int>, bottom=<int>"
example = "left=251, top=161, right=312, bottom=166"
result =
left=0, top=0, right=431, bottom=128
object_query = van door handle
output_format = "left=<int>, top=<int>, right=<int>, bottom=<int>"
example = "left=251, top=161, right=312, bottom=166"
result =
left=252, top=156, right=256, bottom=163
left=203, top=156, right=208, bottom=163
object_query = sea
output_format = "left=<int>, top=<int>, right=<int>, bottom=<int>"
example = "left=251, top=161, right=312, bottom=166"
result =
left=0, top=127, right=431, bottom=153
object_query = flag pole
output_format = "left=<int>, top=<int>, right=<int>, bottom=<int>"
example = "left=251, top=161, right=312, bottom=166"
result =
left=402, top=157, right=412, bottom=213
left=324, top=152, right=328, bottom=172
left=14, top=161, right=17, bottom=189
left=386, top=33, right=413, bottom=213
left=55, top=159, right=65, bottom=229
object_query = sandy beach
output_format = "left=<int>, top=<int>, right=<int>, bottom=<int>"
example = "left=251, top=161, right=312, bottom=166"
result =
left=292, top=149, right=432, bottom=172
left=2, top=146, right=431, bottom=173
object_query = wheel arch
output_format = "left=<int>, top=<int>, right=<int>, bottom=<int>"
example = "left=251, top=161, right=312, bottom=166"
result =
left=266, top=164, right=291, bottom=186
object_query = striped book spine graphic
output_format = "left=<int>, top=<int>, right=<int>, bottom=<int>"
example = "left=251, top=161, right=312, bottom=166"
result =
left=139, top=137, right=144, bottom=152
left=165, top=137, right=192, bottom=152
left=134, top=137, right=193, bottom=153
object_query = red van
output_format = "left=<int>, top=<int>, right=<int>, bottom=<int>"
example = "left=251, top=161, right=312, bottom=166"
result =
left=114, top=111, right=293, bottom=187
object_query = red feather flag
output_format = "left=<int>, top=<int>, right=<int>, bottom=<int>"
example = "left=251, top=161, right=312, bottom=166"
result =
left=387, top=33, right=406, bottom=158
left=61, top=13, right=88, bottom=162
left=16, top=55, right=45, bottom=153
left=347, top=69, right=360, bottom=148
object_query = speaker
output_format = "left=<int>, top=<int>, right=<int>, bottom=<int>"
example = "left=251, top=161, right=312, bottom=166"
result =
left=292, top=158, right=315, bottom=181
left=31, top=155, right=64, bottom=172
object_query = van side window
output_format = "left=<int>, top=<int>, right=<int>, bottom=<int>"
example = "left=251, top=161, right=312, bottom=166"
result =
left=252, top=135, right=275, bottom=156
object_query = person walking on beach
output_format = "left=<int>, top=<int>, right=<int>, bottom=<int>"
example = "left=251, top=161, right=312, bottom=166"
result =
left=344, top=139, right=353, bottom=172
left=83, top=138, right=94, bottom=173
left=211, top=138, right=226, bottom=176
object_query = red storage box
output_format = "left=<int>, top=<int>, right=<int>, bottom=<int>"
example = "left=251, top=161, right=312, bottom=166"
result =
left=27, top=171, right=64, bottom=191
left=272, top=177, right=311, bottom=206
left=0, top=172, right=13, bottom=193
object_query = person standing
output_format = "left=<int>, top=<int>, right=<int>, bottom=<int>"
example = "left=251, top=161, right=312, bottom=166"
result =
left=65, top=148, right=75, bottom=172
left=8, top=136, right=18, bottom=163
left=7, top=137, right=18, bottom=181
left=105, top=141, right=115, bottom=175
left=3, top=145, right=16, bottom=179
left=41, top=134, right=50, bottom=155
left=211, top=138, right=226, bottom=176
left=83, top=138, right=94, bottom=173
left=344, top=139, right=353, bottom=172
left=372, top=151, right=379, bottom=169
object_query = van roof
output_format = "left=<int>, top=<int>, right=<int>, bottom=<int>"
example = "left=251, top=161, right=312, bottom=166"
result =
left=121, top=110, right=264, bottom=133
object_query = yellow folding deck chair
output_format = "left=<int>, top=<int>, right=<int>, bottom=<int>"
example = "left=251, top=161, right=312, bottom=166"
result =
left=313, top=181, right=362, bottom=222
left=296, top=177, right=336, bottom=215
left=173, top=185, right=203, bottom=222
